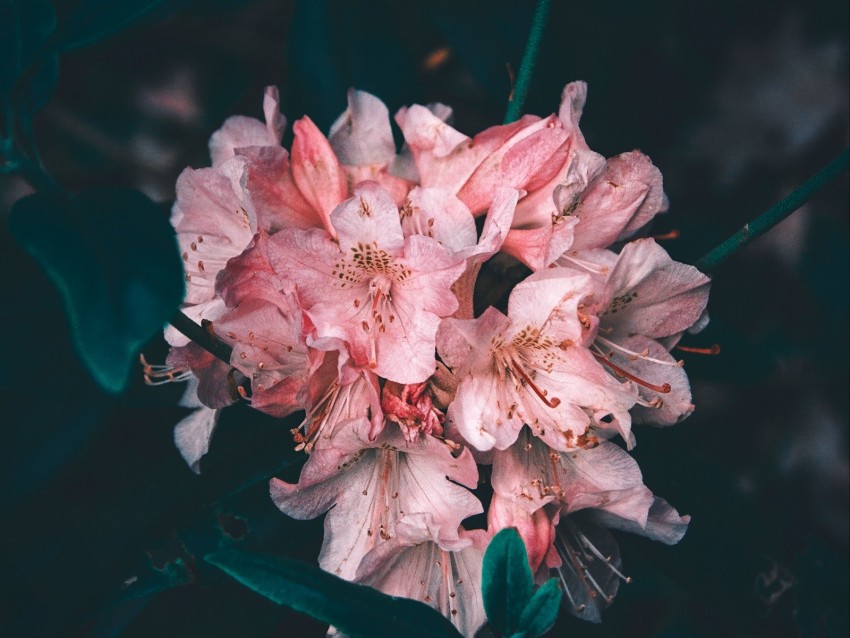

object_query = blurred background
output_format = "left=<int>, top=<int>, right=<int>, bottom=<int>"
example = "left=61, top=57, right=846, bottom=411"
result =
left=1, top=0, right=847, bottom=636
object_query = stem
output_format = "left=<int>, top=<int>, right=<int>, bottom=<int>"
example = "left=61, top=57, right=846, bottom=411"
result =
left=503, top=0, right=551, bottom=124
left=695, top=147, right=850, bottom=273
left=168, top=310, right=233, bottom=364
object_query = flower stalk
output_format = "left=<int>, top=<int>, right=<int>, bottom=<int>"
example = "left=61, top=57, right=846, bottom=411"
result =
left=695, top=147, right=849, bottom=273
left=504, top=0, right=551, bottom=124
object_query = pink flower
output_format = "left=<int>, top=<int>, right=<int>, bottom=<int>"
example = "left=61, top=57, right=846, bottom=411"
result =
left=488, top=429, right=689, bottom=622
left=270, top=181, right=466, bottom=384
left=355, top=516, right=488, bottom=637
left=270, top=418, right=481, bottom=581
left=576, top=238, right=712, bottom=424
left=437, top=268, right=638, bottom=452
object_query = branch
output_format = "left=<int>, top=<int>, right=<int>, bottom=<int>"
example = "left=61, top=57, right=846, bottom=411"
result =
left=168, top=310, right=233, bottom=364
left=503, top=0, right=551, bottom=124
left=695, top=147, right=850, bottom=273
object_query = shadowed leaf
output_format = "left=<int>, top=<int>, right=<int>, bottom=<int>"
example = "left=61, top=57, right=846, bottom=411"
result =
left=205, top=548, right=463, bottom=638
left=9, top=188, right=184, bottom=392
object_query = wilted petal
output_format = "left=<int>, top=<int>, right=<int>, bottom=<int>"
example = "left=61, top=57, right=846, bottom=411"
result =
left=551, top=516, right=623, bottom=623
left=174, top=404, right=219, bottom=474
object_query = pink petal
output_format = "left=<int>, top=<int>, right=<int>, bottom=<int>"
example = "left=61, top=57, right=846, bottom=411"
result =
left=602, top=238, right=711, bottom=339
left=611, top=335, right=694, bottom=426
left=237, top=146, right=323, bottom=233
left=356, top=525, right=488, bottom=637
left=583, top=496, right=690, bottom=545
left=290, top=116, right=348, bottom=236
left=568, top=152, right=665, bottom=251
left=329, top=88, right=396, bottom=166
left=172, top=159, right=255, bottom=304
left=271, top=421, right=481, bottom=580
left=402, top=187, right=477, bottom=253
left=331, top=181, right=405, bottom=254
left=487, top=494, right=556, bottom=571
left=209, top=86, right=284, bottom=166
left=457, top=115, right=568, bottom=215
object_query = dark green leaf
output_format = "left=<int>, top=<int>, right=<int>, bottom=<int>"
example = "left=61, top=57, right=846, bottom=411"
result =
left=482, top=528, right=534, bottom=635
left=0, top=0, right=57, bottom=117
left=9, top=187, right=184, bottom=393
left=205, top=549, right=463, bottom=638
left=50, top=0, right=189, bottom=52
left=519, top=578, right=562, bottom=637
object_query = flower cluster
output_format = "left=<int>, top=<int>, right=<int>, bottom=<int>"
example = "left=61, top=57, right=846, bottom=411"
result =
left=151, top=83, right=711, bottom=635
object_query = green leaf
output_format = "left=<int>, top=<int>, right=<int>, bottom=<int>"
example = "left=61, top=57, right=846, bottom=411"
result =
left=50, top=0, right=189, bottom=52
left=0, top=0, right=58, bottom=117
left=9, top=187, right=184, bottom=393
left=205, top=549, right=463, bottom=638
left=482, top=528, right=534, bottom=635
left=519, top=578, right=562, bottom=637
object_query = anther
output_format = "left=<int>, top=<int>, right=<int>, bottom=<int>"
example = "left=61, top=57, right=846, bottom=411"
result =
left=651, top=229, right=680, bottom=241
left=675, top=343, right=721, bottom=355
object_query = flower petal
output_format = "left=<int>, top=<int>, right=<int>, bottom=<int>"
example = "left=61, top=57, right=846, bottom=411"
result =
left=291, top=116, right=348, bottom=236
left=329, top=89, right=396, bottom=166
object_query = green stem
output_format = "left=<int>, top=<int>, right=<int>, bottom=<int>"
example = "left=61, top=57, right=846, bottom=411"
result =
left=169, top=310, right=234, bottom=364
left=695, top=147, right=850, bottom=273
left=503, top=0, right=551, bottom=124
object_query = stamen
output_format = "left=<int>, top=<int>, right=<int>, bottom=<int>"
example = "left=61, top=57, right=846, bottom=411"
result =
left=596, top=336, right=684, bottom=367
left=560, top=254, right=610, bottom=275
left=139, top=354, right=192, bottom=385
left=675, top=343, right=721, bottom=355
left=651, top=229, right=680, bottom=241
left=569, top=521, right=633, bottom=584
left=593, top=353, right=671, bottom=393
left=510, top=358, right=561, bottom=408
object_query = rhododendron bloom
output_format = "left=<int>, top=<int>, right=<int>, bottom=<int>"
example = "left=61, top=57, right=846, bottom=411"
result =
left=150, top=81, right=710, bottom=635
left=271, top=181, right=465, bottom=384
left=438, top=268, right=637, bottom=452
left=271, top=418, right=481, bottom=580
left=581, top=238, right=712, bottom=424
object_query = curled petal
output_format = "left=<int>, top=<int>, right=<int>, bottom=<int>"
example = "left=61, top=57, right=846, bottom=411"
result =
left=209, top=86, right=284, bottom=166
left=329, top=89, right=396, bottom=166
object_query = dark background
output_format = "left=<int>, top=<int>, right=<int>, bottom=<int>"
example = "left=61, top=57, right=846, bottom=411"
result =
left=1, top=0, right=848, bottom=636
